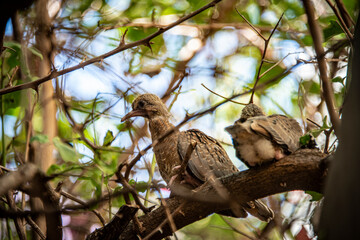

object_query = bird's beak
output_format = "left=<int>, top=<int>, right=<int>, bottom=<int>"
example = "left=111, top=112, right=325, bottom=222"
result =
left=121, top=110, right=147, bottom=122
left=224, top=125, right=236, bottom=136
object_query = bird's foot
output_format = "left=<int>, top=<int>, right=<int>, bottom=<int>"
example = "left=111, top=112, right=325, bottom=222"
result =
left=169, top=165, right=201, bottom=188
left=168, top=174, right=179, bottom=187
left=274, top=149, right=286, bottom=160
left=181, top=170, right=202, bottom=188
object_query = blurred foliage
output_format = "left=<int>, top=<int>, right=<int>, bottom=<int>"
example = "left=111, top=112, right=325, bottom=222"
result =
left=0, top=0, right=358, bottom=239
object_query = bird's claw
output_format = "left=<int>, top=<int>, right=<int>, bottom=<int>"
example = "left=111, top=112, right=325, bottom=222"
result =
left=169, top=165, right=201, bottom=187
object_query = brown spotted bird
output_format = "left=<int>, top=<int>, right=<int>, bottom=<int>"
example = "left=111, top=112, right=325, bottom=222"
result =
left=225, top=104, right=303, bottom=168
left=121, top=94, right=274, bottom=221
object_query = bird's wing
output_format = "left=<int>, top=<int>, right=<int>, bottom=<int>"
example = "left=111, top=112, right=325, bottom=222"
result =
left=178, top=129, right=238, bottom=182
left=250, top=115, right=303, bottom=152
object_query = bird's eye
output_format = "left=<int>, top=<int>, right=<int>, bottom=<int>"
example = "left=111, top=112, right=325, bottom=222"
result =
left=138, top=100, right=145, bottom=108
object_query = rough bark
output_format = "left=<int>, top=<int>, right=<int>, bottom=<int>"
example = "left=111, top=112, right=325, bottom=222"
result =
left=84, top=149, right=327, bottom=240
left=31, top=0, right=58, bottom=238
left=86, top=205, right=139, bottom=240
left=0, top=163, right=38, bottom=196
left=0, top=163, right=62, bottom=239
left=35, top=0, right=57, bottom=171
left=319, top=14, right=360, bottom=240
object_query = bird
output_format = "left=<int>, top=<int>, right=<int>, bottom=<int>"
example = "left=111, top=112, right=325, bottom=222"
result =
left=225, top=104, right=303, bottom=168
left=121, top=93, right=274, bottom=222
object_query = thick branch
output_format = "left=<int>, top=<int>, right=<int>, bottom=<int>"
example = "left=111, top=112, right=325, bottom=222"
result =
left=86, top=205, right=139, bottom=240
left=88, top=149, right=327, bottom=240
left=30, top=173, right=62, bottom=240
left=0, top=163, right=62, bottom=239
left=303, top=0, right=341, bottom=135
left=0, top=163, right=38, bottom=196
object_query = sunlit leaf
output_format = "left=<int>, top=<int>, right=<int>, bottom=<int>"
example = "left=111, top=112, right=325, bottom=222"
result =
left=103, top=130, right=114, bottom=146
left=324, top=20, right=344, bottom=41
left=28, top=47, right=43, bottom=60
left=53, top=136, right=82, bottom=162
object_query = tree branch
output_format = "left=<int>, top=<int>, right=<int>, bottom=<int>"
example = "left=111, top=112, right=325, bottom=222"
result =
left=0, top=163, right=62, bottom=239
left=0, top=0, right=222, bottom=96
left=86, top=205, right=139, bottom=240
left=86, top=149, right=328, bottom=240
left=302, top=0, right=341, bottom=135
left=0, top=163, right=38, bottom=196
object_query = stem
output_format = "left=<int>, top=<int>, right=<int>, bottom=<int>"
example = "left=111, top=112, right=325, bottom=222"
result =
left=1, top=58, right=5, bottom=166
left=6, top=218, right=14, bottom=240
left=1, top=90, right=5, bottom=166
left=145, top=155, right=157, bottom=207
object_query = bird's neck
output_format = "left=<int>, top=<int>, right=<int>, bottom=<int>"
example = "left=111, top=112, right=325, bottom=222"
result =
left=148, top=116, right=178, bottom=142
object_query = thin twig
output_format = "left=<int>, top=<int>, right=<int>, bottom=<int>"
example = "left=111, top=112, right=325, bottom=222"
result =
left=201, top=83, right=246, bottom=105
left=325, top=0, right=353, bottom=40
left=99, top=22, right=308, bottom=34
left=324, top=127, right=334, bottom=154
left=60, top=190, right=106, bottom=226
left=306, top=118, right=322, bottom=128
left=220, top=216, right=256, bottom=240
left=0, top=0, right=222, bottom=96
left=259, top=52, right=293, bottom=79
left=142, top=202, right=186, bottom=240
left=235, top=8, right=265, bottom=41
left=159, top=191, right=177, bottom=236
left=24, top=93, right=38, bottom=162
left=251, top=12, right=284, bottom=103
left=334, top=0, right=355, bottom=27
left=115, top=169, right=152, bottom=213
left=24, top=215, right=46, bottom=240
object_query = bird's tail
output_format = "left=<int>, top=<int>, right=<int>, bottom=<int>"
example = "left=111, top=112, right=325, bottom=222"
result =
left=242, top=199, right=274, bottom=222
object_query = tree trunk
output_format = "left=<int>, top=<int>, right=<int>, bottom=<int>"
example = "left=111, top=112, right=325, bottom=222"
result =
left=31, top=0, right=58, bottom=238
left=319, top=15, right=360, bottom=239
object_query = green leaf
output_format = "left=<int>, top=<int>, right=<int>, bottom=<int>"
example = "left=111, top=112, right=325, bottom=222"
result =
left=321, top=115, right=331, bottom=130
left=309, top=82, right=321, bottom=94
left=323, top=20, right=343, bottom=41
left=311, top=129, right=323, bottom=138
left=46, top=163, right=83, bottom=175
left=53, top=137, right=81, bottom=162
left=332, top=76, right=345, bottom=85
left=30, top=134, right=49, bottom=143
left=305, top=191, right=323, bottom=201
left=299, top=134, right=311, bottom=146
left=47, top=163, right=67, bottom=175
left=116, top=123, right=127, bottom=132
left=58, top=118, right=73, bottom=140
left=4, top=92, right=22, bottom=115
left=301, top=35, right=313, bottom=46
left=28, top=47, right=43, bottom=60
left=301, top=80, right=321, bottom=94
left=3, top=41, right=21, bottom=69
left=103, top=130, right=114, bottom=146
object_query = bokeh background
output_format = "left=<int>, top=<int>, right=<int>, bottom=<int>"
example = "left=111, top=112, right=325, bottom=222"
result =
left=1, top=0, right=357, bottom=239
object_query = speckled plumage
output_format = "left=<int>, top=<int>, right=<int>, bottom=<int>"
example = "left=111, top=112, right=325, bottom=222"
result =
left=178, top=129, right=238, bottom=182
left=122, top=94, right=274, bottom=221
left=226, top=104, right=303, bottom=167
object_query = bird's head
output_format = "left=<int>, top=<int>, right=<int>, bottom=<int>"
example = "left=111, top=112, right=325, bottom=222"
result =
left=239, top=103, right=265, bottom=122
left=121, top=93, right=170, bottom=121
